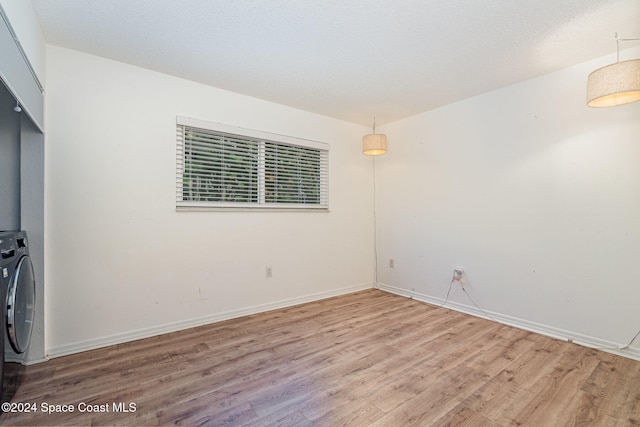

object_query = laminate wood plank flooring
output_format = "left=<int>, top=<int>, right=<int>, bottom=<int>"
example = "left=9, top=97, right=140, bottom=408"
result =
left=2, top=289, right=639, bottom=426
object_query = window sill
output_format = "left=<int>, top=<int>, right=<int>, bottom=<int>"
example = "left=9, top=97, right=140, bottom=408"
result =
left=176, top=205, right=330, bottom=213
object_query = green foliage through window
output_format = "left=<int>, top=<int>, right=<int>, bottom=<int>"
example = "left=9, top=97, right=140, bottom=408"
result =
left=177, top=120, right=329, bottom=209
left=265, top=144, right=322, bottom=204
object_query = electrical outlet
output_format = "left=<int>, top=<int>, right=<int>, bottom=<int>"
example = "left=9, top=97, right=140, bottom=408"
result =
left=389, top=259, right=395, bottom=268
left=266, top=266, right=273, bottom=278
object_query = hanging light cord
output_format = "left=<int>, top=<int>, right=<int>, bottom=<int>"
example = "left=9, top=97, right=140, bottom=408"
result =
left=372, top=156, right=379, bottom=286
left=435, top=269, right=640, bottom=353
left=614, top=33, right=640, bottom=62
left=592, top=327, right=640, bottom=351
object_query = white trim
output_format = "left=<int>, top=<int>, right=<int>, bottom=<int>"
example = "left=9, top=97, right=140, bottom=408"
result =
left=0, top=4, right=44, bottom=132
left=44, top=282, right=640, bottom=362
left=176, top=116, right=329, bottom=151
left=175, top=202, right=329, bottom=212
left=46, top=283, right=374, bottom=360
left=24, top=356, right=49, bottom=366
left=376, top=283, right=640, bottom=361
left=0, top=5, right=43, bottom=92
left=176, top=117, right=329, bottom=210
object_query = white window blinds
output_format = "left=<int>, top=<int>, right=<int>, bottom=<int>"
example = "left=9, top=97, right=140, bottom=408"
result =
left=176, top=117, right=329, bottom=210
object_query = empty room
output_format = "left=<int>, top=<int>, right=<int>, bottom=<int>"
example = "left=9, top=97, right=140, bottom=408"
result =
left=1, top=0, right=639, bottom=425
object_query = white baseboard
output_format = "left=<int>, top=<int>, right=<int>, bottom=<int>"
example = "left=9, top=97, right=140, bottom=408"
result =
left=376, top=283, right=640, bottom=361
left=24, top=357, right=49, bottom=366
left=45, top=282, right=640, bottom=362
left=47, top=282, right=374, bottom=359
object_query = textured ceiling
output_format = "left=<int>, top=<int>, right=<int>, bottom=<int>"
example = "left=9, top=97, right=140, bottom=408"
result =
left=31, top=0, right=640, bottom=126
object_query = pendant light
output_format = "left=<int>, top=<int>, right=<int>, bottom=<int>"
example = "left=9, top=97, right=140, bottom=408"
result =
left=587, top=33, right=640, bottom=108
left=362, top=117, right=387, bottom=156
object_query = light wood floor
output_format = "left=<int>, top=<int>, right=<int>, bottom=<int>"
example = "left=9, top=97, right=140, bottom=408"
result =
left=2, top=289, right=640, bottom=426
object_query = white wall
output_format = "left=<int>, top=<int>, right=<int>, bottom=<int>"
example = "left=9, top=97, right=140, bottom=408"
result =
left=376, top=47, right=640, bottom=359
left=45, top=46, right=375, bottom=356
left=40, top=41, right=640, bottom=360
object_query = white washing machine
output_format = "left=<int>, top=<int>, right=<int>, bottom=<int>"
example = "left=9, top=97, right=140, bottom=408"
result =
left=0, top=231, right=36, bottom=405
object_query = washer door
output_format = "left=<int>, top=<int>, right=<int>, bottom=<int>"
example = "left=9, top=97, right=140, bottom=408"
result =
left=6, top=255, right=35, bottom=354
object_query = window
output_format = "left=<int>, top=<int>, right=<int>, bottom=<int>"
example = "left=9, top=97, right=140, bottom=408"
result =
left=176, top=117, right=329, bottom=210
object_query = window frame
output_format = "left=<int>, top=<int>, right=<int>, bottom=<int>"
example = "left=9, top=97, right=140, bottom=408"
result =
left=176, top=116, right=329, bottom=211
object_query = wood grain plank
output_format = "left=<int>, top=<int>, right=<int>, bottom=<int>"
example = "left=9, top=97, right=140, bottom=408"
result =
left=1, top=289, right=639, bottom=426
